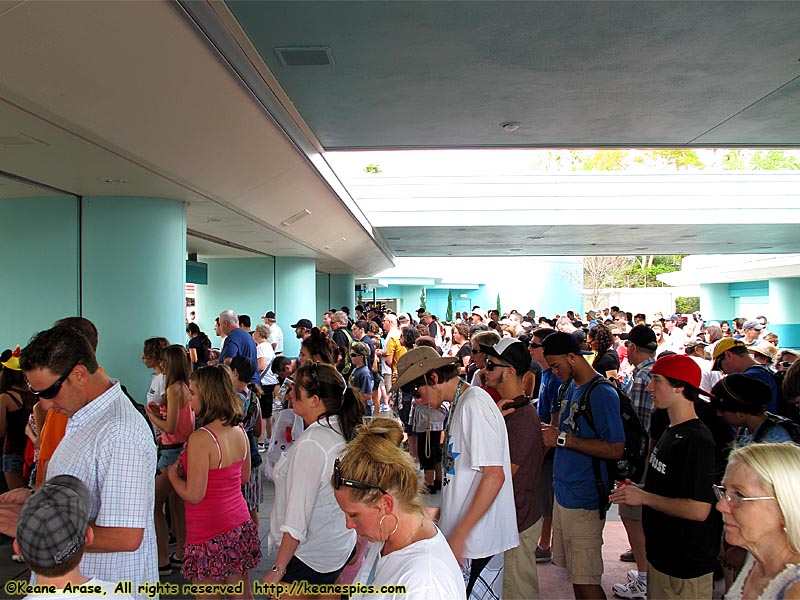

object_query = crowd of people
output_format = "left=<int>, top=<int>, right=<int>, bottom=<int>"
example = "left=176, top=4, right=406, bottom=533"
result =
left=0, top=302, right=799, bottom=599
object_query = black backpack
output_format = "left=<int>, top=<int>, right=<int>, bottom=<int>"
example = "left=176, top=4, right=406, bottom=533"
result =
left=558, top=374, right=647, bottom=519
left=752, top=412, right=800, bottom=445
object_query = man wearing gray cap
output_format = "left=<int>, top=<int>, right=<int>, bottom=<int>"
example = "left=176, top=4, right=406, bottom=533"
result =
left=392, top=347, right=517, bottom=596
left=15, top=474, right=134, bottom=599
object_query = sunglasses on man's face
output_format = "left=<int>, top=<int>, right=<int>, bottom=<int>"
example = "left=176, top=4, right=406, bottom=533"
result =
left=27, top=361, right=78, bottom=400
left=333, top=458, right=388, bottom=495
left=484, top=359, right=511, bottom=372
left=528, top=342, right=543, bottom=349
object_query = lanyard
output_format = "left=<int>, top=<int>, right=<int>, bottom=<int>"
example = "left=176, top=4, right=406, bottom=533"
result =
left=442, top=380, right=466, bottom=470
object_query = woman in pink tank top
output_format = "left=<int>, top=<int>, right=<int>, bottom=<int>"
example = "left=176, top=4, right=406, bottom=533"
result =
left=168, top=365, right=261, bottom=597
left=146, top=344, right=194, bottom=576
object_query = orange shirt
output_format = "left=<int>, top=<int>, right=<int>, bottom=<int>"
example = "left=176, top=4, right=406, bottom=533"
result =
left=36, top=410, right=68, bottom=486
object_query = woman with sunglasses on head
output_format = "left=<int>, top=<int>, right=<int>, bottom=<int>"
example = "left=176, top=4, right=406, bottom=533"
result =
left=265, top=361, right=365, bottom=589
left=333, top=417, right=465, bottom=599
left=716, top=442, right=800, bottom=599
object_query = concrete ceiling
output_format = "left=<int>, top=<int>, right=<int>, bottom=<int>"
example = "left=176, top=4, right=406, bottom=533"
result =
left=1, top=1, right=799, bottom=270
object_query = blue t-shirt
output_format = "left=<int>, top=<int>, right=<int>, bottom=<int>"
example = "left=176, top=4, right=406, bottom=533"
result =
left=350, top=365, right=374, bottom=396
left=219, top=328, right=260, bottom=384
left=538, top=368, right=563, bottom=424
left=554, top=378, right=625, bottom=510
left=744, top=365, right=778, bottom=414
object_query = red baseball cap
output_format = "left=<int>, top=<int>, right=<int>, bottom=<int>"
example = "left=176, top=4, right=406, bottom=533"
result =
left=651, top=354, right=713, bottom=396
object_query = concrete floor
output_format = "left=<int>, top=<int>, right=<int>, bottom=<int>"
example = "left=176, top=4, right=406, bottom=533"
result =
left=0, top=472, right=724, bottom=599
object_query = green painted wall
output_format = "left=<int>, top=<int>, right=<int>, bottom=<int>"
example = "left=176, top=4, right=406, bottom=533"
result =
left=0, top=197, right=80, bottom=350
left=194, top=257, right=276, bottom=345
left=769, top=278, right=800, bottom=348
left=329, top=274, right=355, bottom=314
left=81, top=197, right=186, bottom=399
left=699, top=283, right=735, bottom=323
left=316, top=273, right=331, bottom=323
left=275, top=257, right=316, bottom=357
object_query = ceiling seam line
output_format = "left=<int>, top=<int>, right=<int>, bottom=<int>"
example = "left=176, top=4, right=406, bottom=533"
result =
left=687, top=72, right=800, bottom=144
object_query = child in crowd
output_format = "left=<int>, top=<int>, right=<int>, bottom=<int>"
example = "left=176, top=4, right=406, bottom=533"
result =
left=168, top=365, right=260, bottom=598
left=16, top=474, right=135, bottom=599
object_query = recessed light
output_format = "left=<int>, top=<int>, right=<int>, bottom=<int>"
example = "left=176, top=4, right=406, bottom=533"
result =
left=104, top=178, right=127, bottom=185
left=528, top=236, right=543, bottom=240
left=323, top=237, right=347, bottom=250
left=509, top=248, right=523, bottom=252
left=500, top=122, right=521, bottom=132
left=203, top=218, right=222, bottom=223
left=281, top=209, right=311, bottom=227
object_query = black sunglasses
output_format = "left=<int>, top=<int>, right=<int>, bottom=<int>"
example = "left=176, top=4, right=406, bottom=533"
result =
left=485, top=359, right=510, bottom=372
left=333, top=458, right=388, bottom=495
left=27, top=361, right=78, bottom=399
left=528, top=342, right=543, bottom=349
left=779, top=361, right=795, bottom=369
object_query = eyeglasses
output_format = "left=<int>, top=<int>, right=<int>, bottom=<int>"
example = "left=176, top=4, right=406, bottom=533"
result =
left=712, top=484, right=775, bottom=509
left=349, top=353, right=361, bottom=358
left=27, top=361, right=78, bottom=400
left=333, top=458, right=388, bottom=495
left=779, top=361, right=796, bottom=369
left=528, top=342, right=543, bottom=349
left=484, top=359, right=510, bottom=372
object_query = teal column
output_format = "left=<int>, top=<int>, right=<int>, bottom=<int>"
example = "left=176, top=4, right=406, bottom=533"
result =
left=1, top=197, right=80, bottom=350
left=81, top=196, right=186, bottom=399
left=700, top=283, right=735, bottom=323
left=275, top=258, right=316, bottom=357
left=316, top=273, right=331, bottom=323
left=329, top=274, right=355, bottom=315
left=194, top=257, right=276, bottom=337
left=768, top=278, right=800, bottom=349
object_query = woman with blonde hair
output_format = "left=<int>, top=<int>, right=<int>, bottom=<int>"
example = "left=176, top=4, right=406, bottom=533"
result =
left=333, top=418, right=465, bottom=599
left=716, top=442, right=800, bottom=598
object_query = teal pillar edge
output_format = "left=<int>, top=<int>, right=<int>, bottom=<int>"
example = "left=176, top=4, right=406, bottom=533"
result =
left=81, top=196, right=186, bottom=400
left=329, top=274, right=355, bottom=314
left=275, top=257, right=316, bottom=358
left=0, top=197, right=80, bottom=350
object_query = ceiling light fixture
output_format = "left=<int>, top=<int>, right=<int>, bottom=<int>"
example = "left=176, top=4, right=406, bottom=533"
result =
left=104, top=178, right=127, bottom=185
left=500, top=122, right=521, bottom=132
left=323, top=237, right=347, bottom=251
left=281, top=209, right=311, bottom=227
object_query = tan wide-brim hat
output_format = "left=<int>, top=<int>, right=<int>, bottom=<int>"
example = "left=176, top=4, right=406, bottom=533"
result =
left=389, top=346, right=457, bottom=393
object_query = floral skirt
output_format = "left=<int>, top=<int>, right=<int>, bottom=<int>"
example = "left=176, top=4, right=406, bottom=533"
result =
left=182, top=519, right=262, bottom=581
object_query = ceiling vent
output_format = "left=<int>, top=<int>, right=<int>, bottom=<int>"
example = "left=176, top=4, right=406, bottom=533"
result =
left=275, top=46, right=334, bottom=67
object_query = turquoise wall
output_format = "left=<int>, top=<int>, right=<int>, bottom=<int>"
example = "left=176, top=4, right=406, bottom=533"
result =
left=275, top=257, right=316, bottom=357
left=329, top=274, right=355, bottom=313
left=194, top=257, right=276, bottom=342
left=699, top=283, right=735, bottom=323
left=316, top=273, right=331, bottom=323
left=769, top=278, right=800, bottom=349
left=82, top=197, right=186, bottom=398
left=1, top=197, right=80, bottom=350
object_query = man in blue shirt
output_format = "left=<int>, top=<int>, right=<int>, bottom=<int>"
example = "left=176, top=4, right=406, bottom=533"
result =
left=218, top=309, right=259, bottom=384
left=712, top=338, right=778, bottom=413
left=541, top=332, right=625, bottom=599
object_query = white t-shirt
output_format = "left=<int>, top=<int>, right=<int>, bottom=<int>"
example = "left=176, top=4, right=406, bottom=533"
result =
left=439, top=385, right=518, bottom=559
left=270, top=415, right=356, bottom=572
left=145, top=373, right=165, bottom=405
left=351, top=529, right=465, bottom=600
left=257, top=340, right=278, bottom=386
left=24, top=578, right=135, bottom=599
left=268, top=323, right=284, bottom=354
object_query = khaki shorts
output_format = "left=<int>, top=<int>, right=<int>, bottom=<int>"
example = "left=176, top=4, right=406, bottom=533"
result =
left=648, top=563, right=713, bottom=599
left=552, top=500, right=605, bottom=585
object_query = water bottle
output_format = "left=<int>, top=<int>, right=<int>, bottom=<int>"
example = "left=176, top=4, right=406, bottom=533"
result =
left=273, top=377, right=293, bottom=412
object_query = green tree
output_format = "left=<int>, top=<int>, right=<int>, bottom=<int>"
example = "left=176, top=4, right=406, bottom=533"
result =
left=496, top=293, right=502, bottom=315
left=364, top=163, right=382, bottom=174
left=582, top=150, right=628, bottom=171
left=446, top=290, right=453, bottom=322
left=419, top=288, right=426, bottom=310
left=722, top=149, right=746, bottom=170
left=675, top=296, right=700, bottom=314
left=647, top=150, right=704, bottom=170
left=749, top=150, right=800, bottom=170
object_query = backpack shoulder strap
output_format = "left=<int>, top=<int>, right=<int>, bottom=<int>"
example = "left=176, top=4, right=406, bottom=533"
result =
left=578, top=374, right=608, bottom=432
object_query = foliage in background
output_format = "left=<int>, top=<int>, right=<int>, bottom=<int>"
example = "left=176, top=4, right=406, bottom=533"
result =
left=364, top=163, right=382, bottom=174
left=675, top=296, right=700, bottom=314
left=583, top=255, right=685, bottom=308
left=419, top=288, right=426, bottom=310
left=496, top=293, right=502, bottom=315
left=446, top=290, right=453, bottom=322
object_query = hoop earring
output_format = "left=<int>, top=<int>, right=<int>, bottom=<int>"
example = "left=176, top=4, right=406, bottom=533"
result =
left=378, top=513, right=399, bottom=540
